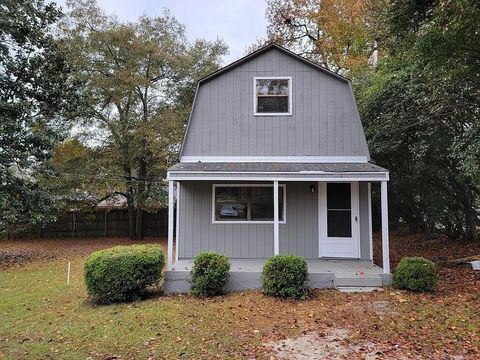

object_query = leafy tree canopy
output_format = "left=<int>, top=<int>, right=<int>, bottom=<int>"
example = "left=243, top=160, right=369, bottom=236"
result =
left=253, top=0, right=388, bottom=75
left=0, top=0, right=75, bottom=232
left=263, top=0, right=480, bottom=240
left=55, top=0, right=228, bottom=239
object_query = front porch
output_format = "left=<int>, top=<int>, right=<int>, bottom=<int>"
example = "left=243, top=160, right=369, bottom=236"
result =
left=165, top=161, right=391, bottom=294
left=164, top=258, right=388, bottom=294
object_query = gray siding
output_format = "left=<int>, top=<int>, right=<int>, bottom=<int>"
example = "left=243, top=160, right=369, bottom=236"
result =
left=178, top=181, right=371, bottom=260
left=182, top=48, right=369, bottom=158
left=178, top=181, right=274, bottom=259
left=279, top=182, right=318, bottom=257
left=359, top=182, right=372, bottom=260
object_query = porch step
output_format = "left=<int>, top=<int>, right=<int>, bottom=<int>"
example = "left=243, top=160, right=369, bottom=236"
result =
left=334, top=275, right=383, bottom=288
left=337, top=286, right=382, bottom=293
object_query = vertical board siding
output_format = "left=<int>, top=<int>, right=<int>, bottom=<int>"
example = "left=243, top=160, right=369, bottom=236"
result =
left=359, top=182, right=371, bottom=260
left=178, top=181, right=318, bottom=259
left=279, top=182, right=318, bottom=258
left=179, top=181, right=370, bottom=260
left=182, top=48, right=369, bottom=158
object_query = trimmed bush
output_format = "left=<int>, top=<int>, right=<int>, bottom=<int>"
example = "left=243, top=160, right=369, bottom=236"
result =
left=262, top=255, right=308, bottom=299
left=392, top=256, right=438, bottom=292
left=189, top=252, right=230, bottom=297
left=84, top=245, right=164, bottom=304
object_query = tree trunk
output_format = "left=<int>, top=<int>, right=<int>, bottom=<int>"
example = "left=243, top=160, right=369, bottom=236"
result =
left=463, top=183, right=478, bottom=242
left=104, top=210, right=108, bottom=237
left=135, top=207, right=143, bottom=240
left=135, top=156, right=147, bottom=240
left=127, top=196, right=135, bottom=240
left=124, top=167, right=136, bottom=240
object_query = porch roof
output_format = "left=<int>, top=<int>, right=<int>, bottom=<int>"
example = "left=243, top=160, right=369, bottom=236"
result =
left=167, top=162, right=389, bottom=181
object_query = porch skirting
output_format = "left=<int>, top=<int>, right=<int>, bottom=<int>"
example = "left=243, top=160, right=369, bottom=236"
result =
left=163, top=259, right=390, bottom=294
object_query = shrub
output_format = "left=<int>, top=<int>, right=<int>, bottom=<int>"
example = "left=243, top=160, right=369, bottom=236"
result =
left=84, top=245, right=164, bottom=304
left=189, top=252, right=230, bottom=297
left=392, top=256, right=438, bottom=292
left=262, top=255, right=308, bottom=299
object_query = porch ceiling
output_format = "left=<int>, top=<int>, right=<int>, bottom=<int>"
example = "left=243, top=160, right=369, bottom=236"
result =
left=167, top=162, right=389, bottom=181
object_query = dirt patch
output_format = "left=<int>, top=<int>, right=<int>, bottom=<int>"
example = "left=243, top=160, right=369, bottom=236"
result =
left=265, top=328, right=391, bottom=360
left=371, top=300, right=399, bottom=316
left=0, top=237, right=164, bottom=268
left=264, top=327, right=468, bottom=360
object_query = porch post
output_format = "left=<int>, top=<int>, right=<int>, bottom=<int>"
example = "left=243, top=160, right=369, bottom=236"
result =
left=167, top=180, right=174, bottom=271
left=273, top=180, right=279, bottom=255
left=381, top=181, right=390, bottom=274
left=175, top=181, right=180, bottom=263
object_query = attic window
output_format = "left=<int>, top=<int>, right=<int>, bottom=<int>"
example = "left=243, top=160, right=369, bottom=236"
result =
left=254, top=77, right=292, bottom=116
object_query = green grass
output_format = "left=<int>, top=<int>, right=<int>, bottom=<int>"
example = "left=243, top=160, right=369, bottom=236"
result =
left=0, top=257, right=246, bottom=359
left=1, top=254, right=479, bottom=359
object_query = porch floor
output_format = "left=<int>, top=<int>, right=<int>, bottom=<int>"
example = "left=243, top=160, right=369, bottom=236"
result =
left=173, top=258, right=383, bottom=277
left=166, top=259, right=386, bottom=293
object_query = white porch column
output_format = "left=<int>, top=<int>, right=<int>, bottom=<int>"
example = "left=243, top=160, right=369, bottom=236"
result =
left=273, top=180, right=279, bottom=255
left=167, top=180, right=174, bottom=271
left=381, top=181, right=390, bottom=274
left=175, top=181, right=180, bottom=263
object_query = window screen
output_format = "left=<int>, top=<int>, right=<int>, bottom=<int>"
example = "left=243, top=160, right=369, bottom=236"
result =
left=327, top=183, right=352, bottom=237
left=214, top=186, right=284, bottom=222
left=255, top=78, right=290, bottom=114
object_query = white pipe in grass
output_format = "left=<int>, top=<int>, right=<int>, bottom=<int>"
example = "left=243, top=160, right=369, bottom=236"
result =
left=67, top=261, right=71, bottom=285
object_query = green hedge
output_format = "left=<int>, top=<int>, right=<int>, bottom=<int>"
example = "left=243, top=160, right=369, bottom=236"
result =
left=262, top=255, right=308, bottom=299
left=84, top=245, right=164, bottom=304
left=189, top=252, right=230, bottom=297
left=392, top=256, right=438, bottom=292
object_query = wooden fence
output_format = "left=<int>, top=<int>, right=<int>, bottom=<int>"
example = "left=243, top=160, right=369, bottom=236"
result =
left=7, top=208, right=169, bottom=239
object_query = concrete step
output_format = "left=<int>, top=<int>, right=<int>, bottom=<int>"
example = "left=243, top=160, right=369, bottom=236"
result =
left=334, top=275, right=383, bottom=288
left=337, top=286, right=382, bottom=293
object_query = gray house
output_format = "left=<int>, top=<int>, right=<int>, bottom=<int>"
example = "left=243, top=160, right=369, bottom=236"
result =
left=165, top=44, right=390, bottom=293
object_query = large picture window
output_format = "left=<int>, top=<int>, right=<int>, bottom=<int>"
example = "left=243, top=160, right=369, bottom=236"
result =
left=254, top=77, right=292, bottom=115
left=213, top=184, right=286, bottom=223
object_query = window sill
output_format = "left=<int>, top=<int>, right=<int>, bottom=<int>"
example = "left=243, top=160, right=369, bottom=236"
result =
left=254, top=112, right=292, bottom=117
left=212, top=220, right=287, bottom=225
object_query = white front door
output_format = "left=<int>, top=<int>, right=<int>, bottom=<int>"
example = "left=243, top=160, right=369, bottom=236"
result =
left=319, top=182, right=360, bottom=258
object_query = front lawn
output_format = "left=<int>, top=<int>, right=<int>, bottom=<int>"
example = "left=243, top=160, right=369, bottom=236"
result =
left=0, top=233, right=479, bottom=359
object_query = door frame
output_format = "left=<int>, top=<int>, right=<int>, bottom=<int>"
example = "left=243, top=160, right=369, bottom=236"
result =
left=318, top=181, right=360, bottom=258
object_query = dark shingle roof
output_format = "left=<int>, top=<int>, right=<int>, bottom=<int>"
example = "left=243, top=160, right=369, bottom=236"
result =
left=168, top=162, right=387, bottom=173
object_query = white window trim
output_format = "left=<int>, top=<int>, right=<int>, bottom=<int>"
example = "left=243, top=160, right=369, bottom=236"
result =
left=254, top=76, right=292, bottom=116
left=212, top=183, right=287, bottom=224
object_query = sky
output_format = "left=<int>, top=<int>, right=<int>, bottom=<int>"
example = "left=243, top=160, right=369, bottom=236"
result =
left=54, top=0, right=268, bottom=64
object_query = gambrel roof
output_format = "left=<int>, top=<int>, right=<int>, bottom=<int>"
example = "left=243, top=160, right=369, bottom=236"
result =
left=178, top=42, right=371, bottom=161
left=198, top=43, right=350, bottom=85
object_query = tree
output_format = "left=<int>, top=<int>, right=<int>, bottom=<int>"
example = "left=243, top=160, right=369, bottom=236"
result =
left=0, top=0, right=75, bottom=233
left=262, top=0, right=480, bottom=240
left=358, top=0, right=480, bottom=241
left=61, top=0, right=227, bottom=239
left=255, top=0, right=388, bottom=74
left=39, top=139, right=123, bottom=211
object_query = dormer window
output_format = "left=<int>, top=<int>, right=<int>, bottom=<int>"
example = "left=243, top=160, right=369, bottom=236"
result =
left=254, top=77, right=292, bottom=116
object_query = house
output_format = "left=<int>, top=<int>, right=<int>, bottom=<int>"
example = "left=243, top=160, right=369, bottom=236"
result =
left=164, top=44, right=390, bottom=293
